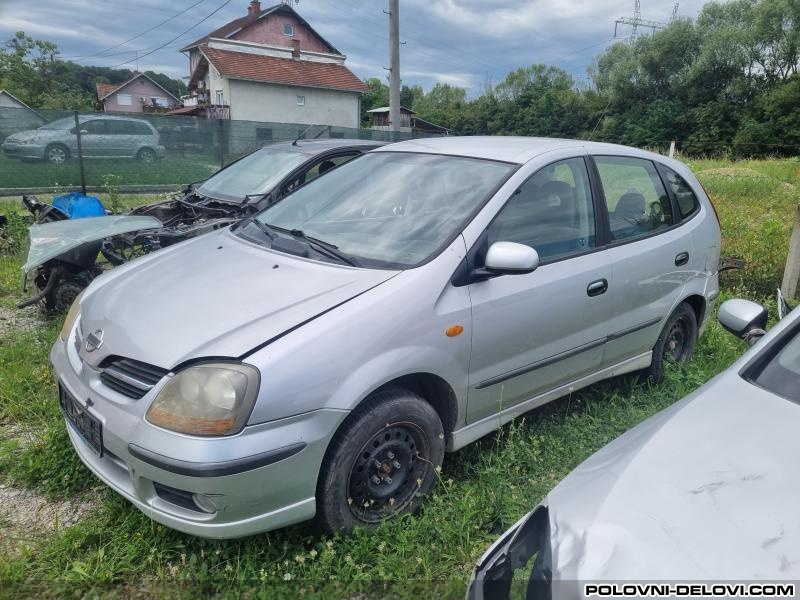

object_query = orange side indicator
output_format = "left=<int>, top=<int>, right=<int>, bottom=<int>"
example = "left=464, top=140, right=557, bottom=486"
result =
left=445, top=325, right=464, bottom=338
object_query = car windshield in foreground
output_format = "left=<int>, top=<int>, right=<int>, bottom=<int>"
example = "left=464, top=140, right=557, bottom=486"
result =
left=197, top=147, right=310, bottom=202
left=751, top=325, right=800, bottom=402
left=250, top=151, right=516, bottom=268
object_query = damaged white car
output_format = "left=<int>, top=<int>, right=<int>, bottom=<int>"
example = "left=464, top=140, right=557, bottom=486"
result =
left=468, top=294, right=799, bottom=598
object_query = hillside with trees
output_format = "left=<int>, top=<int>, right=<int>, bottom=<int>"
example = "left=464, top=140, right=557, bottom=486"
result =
left=362, top=0, right=799, bottom=157
left=0, top=32, right=185, bottom=110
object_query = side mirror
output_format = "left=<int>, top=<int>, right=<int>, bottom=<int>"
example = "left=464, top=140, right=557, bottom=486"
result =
left=718, top=299, right=768, bottom=341
left=484, top=241, right=539, bottom=275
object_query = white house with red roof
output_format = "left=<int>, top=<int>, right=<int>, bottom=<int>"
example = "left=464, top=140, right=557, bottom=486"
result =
left=178, top=1, right=366, bottom=128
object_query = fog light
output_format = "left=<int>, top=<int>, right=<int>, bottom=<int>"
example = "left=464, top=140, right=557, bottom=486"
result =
left=192, top=493, right=217, bottom=514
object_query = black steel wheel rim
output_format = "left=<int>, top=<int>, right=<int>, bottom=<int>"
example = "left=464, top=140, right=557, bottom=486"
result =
left=664, top=317, right=690, bottom=362
left=347, top=422, right=430, bottom=523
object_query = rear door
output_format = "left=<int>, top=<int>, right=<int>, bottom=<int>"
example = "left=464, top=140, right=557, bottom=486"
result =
left=466, top=156, right=614, bottom=424
left=591, top=155, right=694, bottom=366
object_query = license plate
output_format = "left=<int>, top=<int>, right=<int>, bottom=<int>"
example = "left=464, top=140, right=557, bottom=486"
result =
left=59, top=385, right=103, bottom=456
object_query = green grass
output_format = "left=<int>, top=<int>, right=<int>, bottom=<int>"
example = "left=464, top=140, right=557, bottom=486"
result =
left=0, top=159, right=798, bottom=598
left=0, top=152, right=217, bottom=190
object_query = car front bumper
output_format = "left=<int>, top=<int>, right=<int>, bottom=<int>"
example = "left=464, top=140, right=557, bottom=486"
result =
left=2, top=142, right=43, bottom=159
left=51, top=331, right=345, bottom=539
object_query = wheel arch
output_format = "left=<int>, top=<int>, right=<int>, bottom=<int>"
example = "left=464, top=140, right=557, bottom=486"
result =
left=681, top=293, right=706, bottom=326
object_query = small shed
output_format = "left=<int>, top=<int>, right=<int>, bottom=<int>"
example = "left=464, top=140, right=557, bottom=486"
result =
left=0, top=90, right=46, bottom=138
left=367, top=106, right=448, bottom=135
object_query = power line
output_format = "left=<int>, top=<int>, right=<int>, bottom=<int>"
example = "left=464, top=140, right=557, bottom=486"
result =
left=61, top=0, right=208, bottom=60
left=103, top=0, right=234, bottom=69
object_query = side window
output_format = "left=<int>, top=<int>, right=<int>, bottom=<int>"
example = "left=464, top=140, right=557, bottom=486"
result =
left=105, top=121, right=128, bottom=135
left=129, top=121, right=153, bottom=135
left=662, top=167, right=700, bottom=219
left=280, top=153, right=360, bottom=196
left=595, top=156, right=673, bottom=241
left=302, top=153, right=360, bottom=184
left=487, top=157, right=596, bottom=261
left=83, top=120, right=107, bottom=134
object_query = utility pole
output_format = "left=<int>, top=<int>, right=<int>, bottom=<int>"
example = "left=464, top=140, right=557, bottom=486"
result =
left=614, top=0, right=667, bottom=43
left=388, top=0, right=401, bottom=135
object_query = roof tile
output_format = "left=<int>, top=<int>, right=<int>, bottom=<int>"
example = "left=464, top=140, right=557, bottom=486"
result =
left=202, top=47, right=367, bottom=93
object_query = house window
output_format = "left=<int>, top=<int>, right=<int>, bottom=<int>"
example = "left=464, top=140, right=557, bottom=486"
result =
left=296, top=95, right=305, bottom=106
left=256, top=127, right=273, bottom=141
left=215, top=90, right=225, bottom=106
left=283, top=23, right=294, bottom=36
left=151, top=96, right=169, bottom=107
left=117, top=94, right=132, bottom=106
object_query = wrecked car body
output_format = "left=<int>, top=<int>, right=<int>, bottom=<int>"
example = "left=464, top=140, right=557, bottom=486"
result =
left=18, top=139, right=380, bottom=309
left=20, top=216, right=162, bottom=311
left=468, top=298, right=800, bottom=597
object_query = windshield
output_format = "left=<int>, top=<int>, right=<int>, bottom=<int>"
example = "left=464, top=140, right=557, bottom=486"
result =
left=197, top=147, right=310, bottom=202
left=39, top=117, right=75, bottom=130
left=751, top=324, right=800, bottom=402
left=252, top=151, right=516, bottom=268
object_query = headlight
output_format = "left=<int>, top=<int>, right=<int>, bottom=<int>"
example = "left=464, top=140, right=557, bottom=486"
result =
left=146, top=363, right=260, bottom=436
left=59, top=290, right=84, bottom=341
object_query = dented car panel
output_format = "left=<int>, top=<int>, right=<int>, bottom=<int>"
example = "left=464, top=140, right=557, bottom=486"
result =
left=23, top=216, right=162, bottom=274
left=468, top=304, right=800, bottom=597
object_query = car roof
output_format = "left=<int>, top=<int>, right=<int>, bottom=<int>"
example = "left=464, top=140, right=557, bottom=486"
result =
left=267, top=139, right=385, bottom=155
left=373, top=136, right=665, bottom=165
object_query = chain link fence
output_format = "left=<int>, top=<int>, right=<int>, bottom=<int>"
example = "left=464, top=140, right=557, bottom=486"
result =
left=0, top=106, right=435, bottom=196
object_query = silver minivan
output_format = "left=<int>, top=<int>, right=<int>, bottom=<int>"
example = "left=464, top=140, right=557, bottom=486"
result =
left=2, top=115, right=165, bottom=164
left=51, top=137, right=721, bottom=538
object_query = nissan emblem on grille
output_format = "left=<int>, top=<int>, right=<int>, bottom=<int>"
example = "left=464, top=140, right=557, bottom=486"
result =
left=85, top=330, right=104, bottom=353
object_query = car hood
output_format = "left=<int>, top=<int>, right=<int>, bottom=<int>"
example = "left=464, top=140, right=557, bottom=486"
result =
left=79, top=229, right=398, bottom=369
left=5, top=129, right=51, bottom=142
left=546, top=370, right=800, bottom=580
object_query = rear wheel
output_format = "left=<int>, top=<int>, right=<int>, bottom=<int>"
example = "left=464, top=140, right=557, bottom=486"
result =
left=316, top=389, right=445, bottom=533
left=137, top=148, right=156, bottom=163
left=647, top=302, right=698, bottom=382
left=45, top=144, right=69, bottom=165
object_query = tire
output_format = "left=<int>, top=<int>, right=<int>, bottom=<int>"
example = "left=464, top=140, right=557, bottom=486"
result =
left=647, top=302, right=698, bottom=382
left=316, top=388, right=445, bottom=533
left=137, top=148, right=156, bottom=163
left=45, top=144, right=69, bottom=165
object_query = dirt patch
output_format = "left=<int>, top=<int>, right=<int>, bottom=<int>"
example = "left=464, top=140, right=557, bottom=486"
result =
left=0, top=304, right=40, bottom=339
left=0, top=484, right=98, bottom=557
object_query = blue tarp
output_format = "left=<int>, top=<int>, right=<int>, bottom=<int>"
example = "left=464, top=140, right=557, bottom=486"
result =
left=52, top=192, right=107, bottom=219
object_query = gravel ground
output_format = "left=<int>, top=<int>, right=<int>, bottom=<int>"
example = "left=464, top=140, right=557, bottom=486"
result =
left=0, top=305, right=40, bottom=339
left=0, top=484, right=98, bottom=557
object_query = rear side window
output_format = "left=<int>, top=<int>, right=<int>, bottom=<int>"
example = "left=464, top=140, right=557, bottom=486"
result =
left=595, top=156, right=674, bottom=241
left=487, top=157, right=596, bottom=261
left=662, top=167, right=700, bottom=219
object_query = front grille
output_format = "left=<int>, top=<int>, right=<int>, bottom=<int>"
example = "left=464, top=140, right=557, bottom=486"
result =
left=100, top=356, right=169, bottom=399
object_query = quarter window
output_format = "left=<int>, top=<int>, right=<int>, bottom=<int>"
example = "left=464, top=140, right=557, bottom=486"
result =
left=487, top=157, right=596, bottom=261
left=595, top=156, right=673, bottom=241
left=662, top=167, right=700, bottom=219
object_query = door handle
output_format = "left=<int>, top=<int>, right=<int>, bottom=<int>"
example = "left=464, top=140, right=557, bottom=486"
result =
left=587, top=279, right=608, bottom=297
left=675, top=252, right=690, bottom=266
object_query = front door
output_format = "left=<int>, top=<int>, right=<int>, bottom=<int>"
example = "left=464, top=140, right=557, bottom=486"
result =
left=76, top=119, right=109, bottom=158
left=466, top=157, right=613, bottom=424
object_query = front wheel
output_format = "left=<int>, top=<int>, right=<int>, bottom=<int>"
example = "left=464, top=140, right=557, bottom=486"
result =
left=45, top=144, right=69, bottom=165
left=316, top=389, right=445, bottom=533
left=647, top=302, right=698, bottom=382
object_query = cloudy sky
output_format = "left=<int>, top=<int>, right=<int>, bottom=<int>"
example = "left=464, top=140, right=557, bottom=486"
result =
left=0, top=0, right=713, bottom=94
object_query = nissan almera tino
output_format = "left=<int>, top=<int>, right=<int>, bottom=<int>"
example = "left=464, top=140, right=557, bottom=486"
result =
left=52, top=137, right=721, bottom=538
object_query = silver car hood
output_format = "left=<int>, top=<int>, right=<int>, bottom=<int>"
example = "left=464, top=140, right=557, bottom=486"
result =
left=546, top=370, right=800, bottom=580
left=80, top=229, right=398, bottom=368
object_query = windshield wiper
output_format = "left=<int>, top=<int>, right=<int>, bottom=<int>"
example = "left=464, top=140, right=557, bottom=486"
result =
left=266, top=225, right=359, bottom=267
left=241, top=217, right=275, bottom=240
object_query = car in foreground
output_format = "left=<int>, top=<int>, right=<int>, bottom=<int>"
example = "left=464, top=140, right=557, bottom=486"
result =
left=467, top=295, right=800, bottom=598
left=52, top=136, right=721, bottom=538
left=2, top=115, right=165, bottom=164
left=19, top=139, right=380, bottom=311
